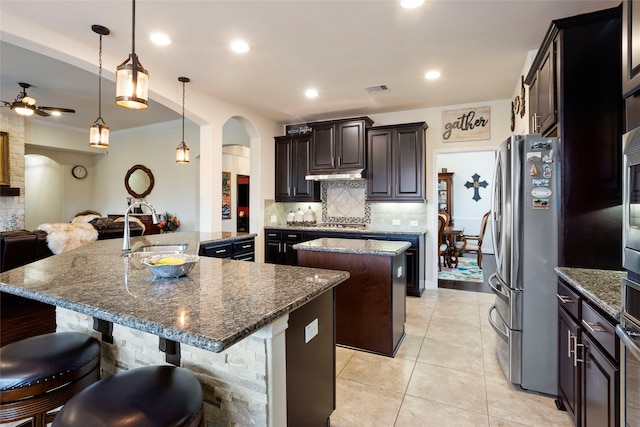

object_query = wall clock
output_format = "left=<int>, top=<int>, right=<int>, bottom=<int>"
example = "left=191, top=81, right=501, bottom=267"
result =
left=72, top=165, right=87, bottom=179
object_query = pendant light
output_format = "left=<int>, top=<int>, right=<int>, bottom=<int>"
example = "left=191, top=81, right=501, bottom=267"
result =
left=176, top=77, right=190, bottom=164
left=90, top=25, right=110, bottom=148
left=115, top=0, right=149, bottom=109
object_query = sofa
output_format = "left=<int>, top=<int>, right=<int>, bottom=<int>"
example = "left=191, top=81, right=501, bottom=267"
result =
left=0, top=220, right=144, bottom=347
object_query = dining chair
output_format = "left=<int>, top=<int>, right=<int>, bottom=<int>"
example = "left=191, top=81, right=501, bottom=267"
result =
left=455, top=211, right=490, bottom=268
left=437, top=214, right=449, bottom=271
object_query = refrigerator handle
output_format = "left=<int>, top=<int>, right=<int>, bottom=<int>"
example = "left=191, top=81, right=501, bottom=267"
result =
left=488, top=304, right=509, bottom=342
left=488, top=273, right=509, bottom=302
left=490, top=149, right=501, bottom=261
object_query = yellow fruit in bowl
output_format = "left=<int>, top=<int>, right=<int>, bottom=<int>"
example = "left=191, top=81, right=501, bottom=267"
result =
left=151, top=257, right=186, bottom=266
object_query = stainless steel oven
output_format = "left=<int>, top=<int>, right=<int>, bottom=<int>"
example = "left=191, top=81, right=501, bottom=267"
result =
left=617, top=278, right=640, bottom=427
left=623, top=127, right=640, bottom=276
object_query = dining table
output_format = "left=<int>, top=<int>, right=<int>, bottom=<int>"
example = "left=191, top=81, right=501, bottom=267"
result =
left=442, top=226, right=464, bottom=268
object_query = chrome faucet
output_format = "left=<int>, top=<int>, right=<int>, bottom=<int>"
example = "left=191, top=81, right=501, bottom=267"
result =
left=122, top=201, right=159, bottom=251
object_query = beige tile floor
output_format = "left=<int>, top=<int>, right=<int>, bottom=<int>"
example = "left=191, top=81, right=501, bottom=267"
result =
left=330, top=288, right=574, bottom=427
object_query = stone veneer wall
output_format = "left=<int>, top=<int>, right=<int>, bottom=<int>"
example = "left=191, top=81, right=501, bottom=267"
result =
left=0, top=112, right=25, bottom=231
left=57, top=307, right=271, bottom=426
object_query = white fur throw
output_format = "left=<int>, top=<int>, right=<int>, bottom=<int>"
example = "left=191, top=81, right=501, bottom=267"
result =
left=37, top=222, right=99, bottom=255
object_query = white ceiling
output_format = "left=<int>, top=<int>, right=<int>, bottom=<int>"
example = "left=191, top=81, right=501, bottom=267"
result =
left=0, top=0, right=621, bottom=131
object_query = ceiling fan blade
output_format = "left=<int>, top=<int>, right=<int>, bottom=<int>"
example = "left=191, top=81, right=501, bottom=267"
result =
left=34, top=109, right=50, bottom=117
left=38, top=106, right=75, bottom=114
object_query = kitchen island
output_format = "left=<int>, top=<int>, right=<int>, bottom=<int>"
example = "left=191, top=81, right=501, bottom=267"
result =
left=295, top=237, right=410, bottom=357
left=0, top=231, right=350, bottom=426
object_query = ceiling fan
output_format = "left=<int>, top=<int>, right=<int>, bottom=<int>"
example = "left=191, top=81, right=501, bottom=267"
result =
left=1, top=82, right=75, bottom=117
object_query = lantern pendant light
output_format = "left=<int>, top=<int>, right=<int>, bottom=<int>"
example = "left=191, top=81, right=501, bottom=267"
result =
left=90, top=25, right=110, bottom=148
left=176, top=77, right=190, bottom=164
left=115, top=0, right=149, bottom=109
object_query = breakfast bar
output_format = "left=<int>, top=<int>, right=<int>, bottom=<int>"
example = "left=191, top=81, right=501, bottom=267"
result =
left=0, top=231, right=350, bottom=426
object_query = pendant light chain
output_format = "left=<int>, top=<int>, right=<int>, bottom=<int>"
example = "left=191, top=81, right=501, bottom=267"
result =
left=98, top=32, right=103, bottom=119
left=182, top=79, right=186, bottom=142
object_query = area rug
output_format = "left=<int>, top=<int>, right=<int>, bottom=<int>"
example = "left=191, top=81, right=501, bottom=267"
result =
left=438, top=257, right=483, bottom=282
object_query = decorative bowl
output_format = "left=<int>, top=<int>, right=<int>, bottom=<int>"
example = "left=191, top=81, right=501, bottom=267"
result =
left=141, top=254, right=200, bottom=278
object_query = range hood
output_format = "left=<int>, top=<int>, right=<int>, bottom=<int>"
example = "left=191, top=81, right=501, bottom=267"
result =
left=305, top=169, right=365, bottom=181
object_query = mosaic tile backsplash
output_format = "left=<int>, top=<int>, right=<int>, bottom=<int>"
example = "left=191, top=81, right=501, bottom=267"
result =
left=322, top=181, right=370, bottom=224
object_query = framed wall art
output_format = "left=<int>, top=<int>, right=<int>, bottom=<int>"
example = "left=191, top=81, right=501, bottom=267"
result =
left=222, top=171, right=231, bottom=220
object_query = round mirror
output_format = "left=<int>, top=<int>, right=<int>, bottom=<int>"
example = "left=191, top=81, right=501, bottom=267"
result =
left=124, top=164, right=154, bottom=199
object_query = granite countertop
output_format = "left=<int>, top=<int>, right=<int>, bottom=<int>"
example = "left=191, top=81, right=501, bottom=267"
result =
left=0, top=231, right=349, bottom=353
left=294, top=237, right=411, bottom=256
left=555, top=267, right=625, bottom=319
left=266, top=225, right=427, bottom=236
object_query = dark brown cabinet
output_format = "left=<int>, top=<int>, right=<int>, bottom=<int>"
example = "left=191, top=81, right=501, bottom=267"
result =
left=527, top=7, right=623, bottom=270
left=264, top=230, right=304, bottom=265
left=274, top=135, right=320, bottom=202
left=528, top=40, right=556, bottom=135
left=557, top=279, right=619, bottom=427
left=366, top=122, right=427, bottom=202
left=199, top=236, right=255, bottom=261
left=310, top=117, right=373, bottom=173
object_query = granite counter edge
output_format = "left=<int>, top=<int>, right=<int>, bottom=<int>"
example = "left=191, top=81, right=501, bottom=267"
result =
left=0, top=270, right=349, bottom=353
left=555, top=267, right=625, bottom=319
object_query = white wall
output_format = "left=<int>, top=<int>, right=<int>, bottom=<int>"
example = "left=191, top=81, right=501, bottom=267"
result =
left=25, top=154, right=62, bottom=229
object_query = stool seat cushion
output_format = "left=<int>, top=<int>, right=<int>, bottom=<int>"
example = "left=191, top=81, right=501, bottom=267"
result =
left=0, top=332, right=100, bottom=394
left=52, top=365, right=203, bottom=427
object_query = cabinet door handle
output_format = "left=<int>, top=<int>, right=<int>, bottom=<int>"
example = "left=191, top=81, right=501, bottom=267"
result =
left=241, top=244, right=252, bottom=249
left=581, top=319, right=606, bottom=333
left=215, top=249, right=226, bottom=254
left=571, top=336, right=584, bottom=367
left=556, top=294, right=573, bottom=304
left=567, top=330, right=573, bottom=358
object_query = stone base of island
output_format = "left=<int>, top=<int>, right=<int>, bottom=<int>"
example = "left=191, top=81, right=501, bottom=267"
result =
left=0, top=231, right=350, bottom=426
left=295, top=237, right=410, bottom=357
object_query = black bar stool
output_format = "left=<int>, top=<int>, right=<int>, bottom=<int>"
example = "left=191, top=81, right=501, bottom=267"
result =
left=0, top=331, right=101, bottom=427
left=52, top=365, right=204, bottom=427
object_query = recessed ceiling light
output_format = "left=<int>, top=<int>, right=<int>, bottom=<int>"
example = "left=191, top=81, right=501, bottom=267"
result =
left=230, top=40, right=250, bottom=53
left=425, top=70, right=441, bottom=80
left=401, top=0, right=424, bottom=9
left=305, top=89, right=318, bottom=98
left=150, top=32, right=171, bottom=46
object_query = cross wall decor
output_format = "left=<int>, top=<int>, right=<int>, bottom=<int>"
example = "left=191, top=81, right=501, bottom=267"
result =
left=464, top=173, right=488, bottom=202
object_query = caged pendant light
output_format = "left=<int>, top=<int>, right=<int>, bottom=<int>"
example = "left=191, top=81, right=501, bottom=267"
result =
left=115, top=0, right=149, bottom=109
left=176, top=77, right=190, bottom=164
left=90, top=25, right=110, bottom=148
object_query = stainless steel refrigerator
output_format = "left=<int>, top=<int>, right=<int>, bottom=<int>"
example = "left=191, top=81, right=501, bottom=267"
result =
left=487, top=134, right=559, bottom=396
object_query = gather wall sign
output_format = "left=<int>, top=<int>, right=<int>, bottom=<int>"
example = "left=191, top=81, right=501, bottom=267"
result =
left=442, top=106, right=491, bottom=142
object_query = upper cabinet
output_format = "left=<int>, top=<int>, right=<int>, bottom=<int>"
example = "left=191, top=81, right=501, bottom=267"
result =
left=275, top=135, right=320, bottom=202
left=623, top=0, right=640, bottom=98
left=527, top=39, right=557, bottom=135
left=310, top=117, right=373, bottom=173
left=366, top=122, right=427, bottom=202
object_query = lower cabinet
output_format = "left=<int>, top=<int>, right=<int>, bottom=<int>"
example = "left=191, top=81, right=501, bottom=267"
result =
left=286, top=288, right=335, bottom=426
left=557, top=279, right=619, bottom=427
left=199, top=237, right=255, bottom=261
left=264, top=228, right=425, bottom=296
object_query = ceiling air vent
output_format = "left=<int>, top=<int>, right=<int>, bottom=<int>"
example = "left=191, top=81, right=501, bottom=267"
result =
left=364, top=84, right=389, bottom=93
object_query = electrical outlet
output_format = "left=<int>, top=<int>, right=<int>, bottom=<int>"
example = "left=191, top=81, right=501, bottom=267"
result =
left=410, top=220, right=419, bottom=227
left=305, top=318, right=318, bottom=343
left=397, top=266, right=403, bottom=278
left=392, top=219, right=401, bottom=226
left=270, top=215, right=277, bottom=223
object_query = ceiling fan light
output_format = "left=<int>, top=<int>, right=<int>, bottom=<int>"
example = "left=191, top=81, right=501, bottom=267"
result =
left=90, top=117, right=110, bottom=148
left=176, top=141, right=189, bottom=163
left=14, top=103, right=34, bottom=116
left=115, top=55, right=149, bottom=109
left=22, top=96, right=37, bottom=106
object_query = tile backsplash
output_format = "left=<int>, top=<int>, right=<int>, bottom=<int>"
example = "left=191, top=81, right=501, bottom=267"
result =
left=266, top=181, right=428, bottom=229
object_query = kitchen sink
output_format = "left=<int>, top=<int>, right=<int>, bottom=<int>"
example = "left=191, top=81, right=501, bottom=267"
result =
left=122, top=243, right=188, bottom=257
